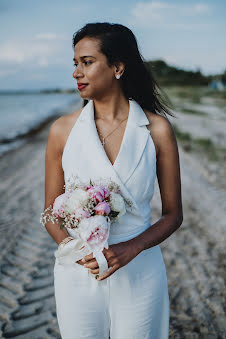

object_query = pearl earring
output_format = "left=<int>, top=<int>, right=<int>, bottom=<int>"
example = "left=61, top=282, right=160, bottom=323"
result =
left=115, top=74, right=121, bottom=79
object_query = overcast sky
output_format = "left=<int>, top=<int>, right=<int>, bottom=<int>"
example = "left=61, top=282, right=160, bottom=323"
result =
left=0, top=0, right=225, bottom=90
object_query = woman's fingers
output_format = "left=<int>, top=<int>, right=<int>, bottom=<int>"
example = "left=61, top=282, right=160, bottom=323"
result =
left=76, top=257, right=96, bottom=266
left=76, top=259, right=85, bottom=265
left=89, top=268, right=99, bottom=274
left=84, top=259, right=99, bottom=269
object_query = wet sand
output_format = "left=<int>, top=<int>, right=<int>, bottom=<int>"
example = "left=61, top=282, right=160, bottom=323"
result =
left=0, top=97, right=225, bottom=338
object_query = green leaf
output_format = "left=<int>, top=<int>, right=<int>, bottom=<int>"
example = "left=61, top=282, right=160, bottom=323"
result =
left=109, top=210, right=119, bottom=218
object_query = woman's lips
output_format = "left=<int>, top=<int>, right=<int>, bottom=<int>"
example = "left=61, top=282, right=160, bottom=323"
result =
left=78, top=84, right=88, bottom=90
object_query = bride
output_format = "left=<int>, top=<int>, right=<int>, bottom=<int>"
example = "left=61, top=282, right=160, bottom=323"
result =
left=42, top=22, right=183, bottom=339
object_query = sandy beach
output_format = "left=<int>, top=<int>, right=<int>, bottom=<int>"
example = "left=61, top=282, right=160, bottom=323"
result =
left=0, top=92, right=225, bottom=338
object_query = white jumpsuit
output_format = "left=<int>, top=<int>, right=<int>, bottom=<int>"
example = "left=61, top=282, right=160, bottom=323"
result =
left=53, top=99, right=169, bottom=339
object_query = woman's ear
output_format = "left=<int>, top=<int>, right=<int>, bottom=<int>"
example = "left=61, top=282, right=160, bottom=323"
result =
left=114, top=62, right=125, bottom=77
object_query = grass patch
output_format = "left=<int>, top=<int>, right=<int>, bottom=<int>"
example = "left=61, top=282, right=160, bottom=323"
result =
left=163, top=86, right=203, bottom=104
left=163, top=86, right=226, bottom=108
left=173, top=124, right=192, bottom=143
left=204, top=89, right=226, bottom=100
left=172, top=124, right=225, bottom=162
left=179, top=108, right=208, bottom=116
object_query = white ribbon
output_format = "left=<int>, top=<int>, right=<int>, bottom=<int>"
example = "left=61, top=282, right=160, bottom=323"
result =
left=54, top=238, right=109, bottom=277
left=93, top=250, right=109, bottom=275
left=54, top=238, right=91, bottom=265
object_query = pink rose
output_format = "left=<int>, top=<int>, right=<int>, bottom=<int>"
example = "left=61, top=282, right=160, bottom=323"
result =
left=86, top=225, right=109, bottom=247
left=53, top=193, right=68, bottom=218
left=94, top=201, right=111, bottom=216
left=87, top=185, right=110, bottom=203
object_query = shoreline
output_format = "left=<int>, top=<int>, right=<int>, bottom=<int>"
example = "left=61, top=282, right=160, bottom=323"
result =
left=0, top=97, right=83, bottom=160
left=0, top=98, right=83, bottom=261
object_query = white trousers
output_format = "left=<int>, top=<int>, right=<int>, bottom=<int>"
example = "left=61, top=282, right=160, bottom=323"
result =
left=54, top=245, right=169, bottom=339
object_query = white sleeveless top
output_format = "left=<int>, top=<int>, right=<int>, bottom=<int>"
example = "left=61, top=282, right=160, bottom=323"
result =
left=62, top=99, right=157, bottom=245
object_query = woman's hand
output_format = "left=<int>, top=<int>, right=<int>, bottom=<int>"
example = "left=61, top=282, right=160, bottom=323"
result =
left=80, top=239, right=143, bottom=281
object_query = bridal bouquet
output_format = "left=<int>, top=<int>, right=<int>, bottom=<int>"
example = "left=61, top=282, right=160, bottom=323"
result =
left=40, top=176, right=132, bottom=276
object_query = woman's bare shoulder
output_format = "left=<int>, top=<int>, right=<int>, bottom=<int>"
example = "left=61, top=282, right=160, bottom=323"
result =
left=48, top=108, right=83, bottom=154
left=143, top=109, right=176, bottom=157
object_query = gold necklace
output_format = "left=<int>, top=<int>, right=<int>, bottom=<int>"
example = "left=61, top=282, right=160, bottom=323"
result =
left=95, top=116, right=128, bottom=148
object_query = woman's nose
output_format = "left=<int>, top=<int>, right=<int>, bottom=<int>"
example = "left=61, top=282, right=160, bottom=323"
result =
left=72, top=69, right=78, bottom=79
left=72, top=71, right=83, bottom=80
left=72, top=65, right=83, bottom=79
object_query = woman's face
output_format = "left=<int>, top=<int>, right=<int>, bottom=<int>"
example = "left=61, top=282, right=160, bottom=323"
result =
left=72, top=37, right=118, bottom=100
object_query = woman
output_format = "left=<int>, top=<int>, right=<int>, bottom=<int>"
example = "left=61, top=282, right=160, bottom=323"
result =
left=43, top=22, right=183, bottom=338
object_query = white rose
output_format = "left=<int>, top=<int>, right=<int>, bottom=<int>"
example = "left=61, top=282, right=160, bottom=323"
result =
left=78, top=215, right=110, bottom=252
left=64, top=189, right=89, bottom=214
left=110, top=192, right=126, bottom=219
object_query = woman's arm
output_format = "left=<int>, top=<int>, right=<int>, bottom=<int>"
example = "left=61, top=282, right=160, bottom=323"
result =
left=43, top=117, right=70, bottom=245
left=130, top=115, right=183, bottom=253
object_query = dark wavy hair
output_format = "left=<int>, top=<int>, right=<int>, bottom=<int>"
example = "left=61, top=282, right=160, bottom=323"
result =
left=72, top=22, right=175, bottom=118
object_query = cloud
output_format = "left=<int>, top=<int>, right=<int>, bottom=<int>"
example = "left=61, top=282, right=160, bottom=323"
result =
left=0, top=35, right=70, bottom=69
left=193, top=4, right=210, bottom=14
left=0, top=40, right=53, bottom=64
left=128, top=1, right=211, bottom=29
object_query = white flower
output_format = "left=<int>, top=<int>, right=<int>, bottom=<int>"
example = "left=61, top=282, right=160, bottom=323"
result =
left=110, top=192, right=126, bottom=219
left=64, top=189, right=89, bottom=214
left=78, top=215, right=110, bottom=252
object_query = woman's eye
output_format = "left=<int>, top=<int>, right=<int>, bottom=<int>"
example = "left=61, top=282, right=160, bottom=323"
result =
left=73, top=61, right=91, bottom=67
